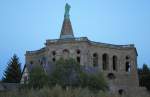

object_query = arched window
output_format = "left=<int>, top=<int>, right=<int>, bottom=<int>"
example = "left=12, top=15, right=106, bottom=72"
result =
left=76, top=49, right=81, bottom=54
left=52, top=57, right=56, bottom=62
left=125, top=56, right=130, bottom=72
left=52, top=51, right=56, bottom=56
left=107, top=73, right=116, bottom=80
left=118, top=89, right=125, bottom=96
left=51, top=51, right=56, bottom=63
left=93, top=53, right=98, bottom=67
left=113, top=56, right=117, bottom=71
left=30, top=61, right=33, bottom=65
left=76, top=56, right=80, bottom=63
left=125, top=61, right=130, bottom=72
left=126, top=56, right=130, bottom=60
left=102, top=53, right=109, bottom=70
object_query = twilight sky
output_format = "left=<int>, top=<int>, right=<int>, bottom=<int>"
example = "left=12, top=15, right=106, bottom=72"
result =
left=0, top=0, right=150, bottom=79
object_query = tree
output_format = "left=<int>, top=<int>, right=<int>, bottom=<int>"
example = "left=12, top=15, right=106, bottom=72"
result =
left=28, top=64, right=49, bottom=89
left=49, top=58, right=108, bottom=91
left=2, top=54, right=22, bottom=83
left=80, top=72, right=108, bottom=92
left=49, top=58, right=82, bottom=88
left=138, top=64, right=150, bottom=91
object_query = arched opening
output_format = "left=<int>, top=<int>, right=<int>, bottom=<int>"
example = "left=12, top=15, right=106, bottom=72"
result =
left=30, top=61, right=33, bottom=65
left=126, top=56, right=130, bottom=60
left=52, top=57, right=56, bottom=62
left=93, top=53, right=98, bottom=67
left=118, top=89, right=125, bottom=96
left=113, top=56, right=117, bottom=71
left=125, top=61, right=130, bottom=72
left=76, top=56, right=80, bottom=63
left=102, top=53, right=109, bottom=70
left=52, top=51, right=56, bottom=56
left=76, top=49, right=80, bottom=54
left=107, top=73, right=116, bottom=80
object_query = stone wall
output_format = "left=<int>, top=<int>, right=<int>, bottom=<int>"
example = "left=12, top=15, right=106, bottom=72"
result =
left=0, top=83, right=19, bottom=91
left=22, top=37, right=145, bottom=96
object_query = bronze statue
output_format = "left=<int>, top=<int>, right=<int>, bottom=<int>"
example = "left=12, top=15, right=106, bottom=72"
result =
left=64, top=3, right=71, bottom=19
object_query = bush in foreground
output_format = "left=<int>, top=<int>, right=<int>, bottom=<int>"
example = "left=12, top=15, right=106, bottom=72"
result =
left=28, top=64, right=49, bottom=89
left=49, top=58, right=108, bottom=91
left=26, top=58, right=108, bottom=91
left=0, top=86, right=109, bottom=97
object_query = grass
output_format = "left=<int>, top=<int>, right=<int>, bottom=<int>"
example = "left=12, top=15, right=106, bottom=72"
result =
left=1, top=86, right=150, bottom=97
left=0, top=85, right=110, bottom=97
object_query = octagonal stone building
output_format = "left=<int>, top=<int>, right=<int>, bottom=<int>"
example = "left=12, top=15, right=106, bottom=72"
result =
left=21, top=3, right=149, bottom=97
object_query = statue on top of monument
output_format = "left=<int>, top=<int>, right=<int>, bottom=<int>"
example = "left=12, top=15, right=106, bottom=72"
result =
left=64, top=3, right=71, bottom=19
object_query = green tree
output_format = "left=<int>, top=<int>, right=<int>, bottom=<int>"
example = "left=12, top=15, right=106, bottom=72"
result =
left=49, top=58, right=108, bottom=91
left=28, top=64, right=49, bottom=89
left=49, top=58, right=82, bottom=88
left=80, top=72, right=108, bottom=91
left=2, top=54, right=22, bottom=83
left=138, top=64, right=150, bottom=91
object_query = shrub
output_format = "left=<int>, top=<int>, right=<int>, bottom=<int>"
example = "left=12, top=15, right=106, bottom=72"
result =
left=25, top=58, right=107, bottom=91
left=80, top=71, right=108, bottom=92
left=49, top=58, right=82, bottom=88
left=0, top=86, right=110, bottom=97
left=49, top=58, right=108, bottom=91
left=28, top=65, right=49, bottom=89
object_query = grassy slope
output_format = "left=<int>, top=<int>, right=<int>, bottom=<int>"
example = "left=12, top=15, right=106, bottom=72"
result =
left=0, top=86, right=109, bottom=97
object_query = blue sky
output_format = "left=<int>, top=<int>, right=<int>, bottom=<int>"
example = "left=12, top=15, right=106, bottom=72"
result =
left=0, top=0, right=150, bottom=79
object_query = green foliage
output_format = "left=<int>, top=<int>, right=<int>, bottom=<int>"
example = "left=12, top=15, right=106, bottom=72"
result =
left=49, top=58, right=108, bottom=91
left=24, top=58, right=107, bottom=91
left=80, top=72, right=108, bottom=92
left=2, top=54, right=22, bottom=83
left=138, top=64, right=150, bottom=91
left=0, top=86, right=109, bottom=97
left=28, top=65, right=49, bottom=89
left=49, top=58, right=82, bottom=88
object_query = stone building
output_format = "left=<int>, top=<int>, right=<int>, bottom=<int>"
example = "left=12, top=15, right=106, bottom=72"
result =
left=21, top=3, right=149, bottom=97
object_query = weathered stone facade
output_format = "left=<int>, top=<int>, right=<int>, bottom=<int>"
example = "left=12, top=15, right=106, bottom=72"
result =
left=21, top=3, right=149, bottom=97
